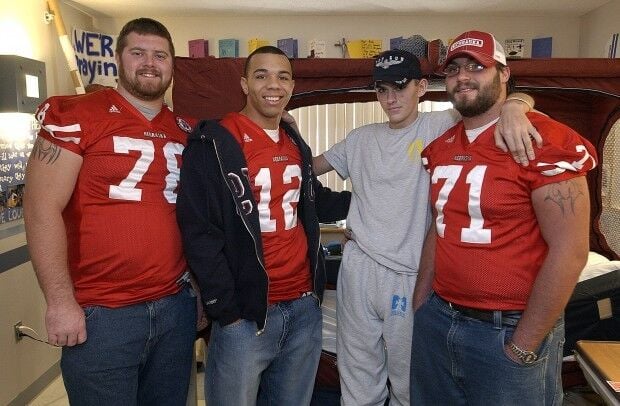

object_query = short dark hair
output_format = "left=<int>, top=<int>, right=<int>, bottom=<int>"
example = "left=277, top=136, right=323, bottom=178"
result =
left=115, top=18, right=175, bottom=58
left=244, top=46, right=290, bottom=77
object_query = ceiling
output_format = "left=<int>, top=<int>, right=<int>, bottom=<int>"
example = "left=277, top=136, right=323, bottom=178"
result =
left=64, top=0, right=611, bottom=18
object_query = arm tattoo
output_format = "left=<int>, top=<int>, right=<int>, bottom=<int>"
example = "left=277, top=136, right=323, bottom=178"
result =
left=31, top=137, right=61, bottom=164
left=543, top=179, right=584, bottom=216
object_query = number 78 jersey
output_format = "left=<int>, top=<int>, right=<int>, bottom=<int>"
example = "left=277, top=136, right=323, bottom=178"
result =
left=421, top=113, right=596, bottom=309
left=34, top=89, right=196, bottom=307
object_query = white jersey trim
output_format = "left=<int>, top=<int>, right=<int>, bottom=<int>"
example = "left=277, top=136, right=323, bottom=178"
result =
left=43, top=123, right=82, bottom=144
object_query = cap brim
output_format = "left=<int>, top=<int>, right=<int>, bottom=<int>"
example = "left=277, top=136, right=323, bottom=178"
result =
left=373, top=79, right=410, bottom=89
left=440, top=51, right=498, bottom=72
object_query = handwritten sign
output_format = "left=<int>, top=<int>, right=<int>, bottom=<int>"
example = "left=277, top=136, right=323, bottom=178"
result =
left=0, top=114, right=35, bottom=223
left=347, top=39, right=382, bottom=58
left=72, top=27, right=118, bottom=87
left=0, top=137, right=34, bottom=191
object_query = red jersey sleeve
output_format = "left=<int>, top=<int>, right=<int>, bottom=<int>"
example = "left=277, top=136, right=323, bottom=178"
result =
left=35, top=95, right=89, bottom=156
left=522, top=113, right=597, bottom=189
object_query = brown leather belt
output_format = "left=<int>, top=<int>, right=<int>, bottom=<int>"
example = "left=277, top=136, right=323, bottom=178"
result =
left=437, top=295, right=522, bottom=327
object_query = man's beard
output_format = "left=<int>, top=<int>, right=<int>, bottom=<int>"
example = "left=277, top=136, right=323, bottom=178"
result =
left=449, top=72, right=502, bottom=118
left=118, top=67, right=170, bottom=101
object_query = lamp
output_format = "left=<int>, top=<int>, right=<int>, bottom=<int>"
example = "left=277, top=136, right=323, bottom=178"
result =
left=0, top=55, right=46, bottom=114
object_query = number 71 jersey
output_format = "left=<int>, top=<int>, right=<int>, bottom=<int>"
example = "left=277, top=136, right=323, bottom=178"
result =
left=34, top=89, right=197, bottom=307
left=421, top=113, right=596, bottom=308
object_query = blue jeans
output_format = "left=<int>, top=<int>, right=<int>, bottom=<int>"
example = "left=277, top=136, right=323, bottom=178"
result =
left=205, top=295, right=322, bottom=406
left=61, top=284, right=197, bottom=406
left=410, top=292, right=565, bottom=406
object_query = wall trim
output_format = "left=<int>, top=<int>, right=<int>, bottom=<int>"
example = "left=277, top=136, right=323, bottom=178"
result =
left=0, top=245, right=30, bottom=274
left=8, top=361, right=61, bottom=406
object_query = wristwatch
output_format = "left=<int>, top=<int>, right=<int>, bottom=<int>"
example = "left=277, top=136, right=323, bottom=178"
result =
left=508, top=342, right=538, bottom=364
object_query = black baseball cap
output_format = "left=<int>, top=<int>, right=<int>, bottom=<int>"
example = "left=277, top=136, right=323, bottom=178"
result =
left=373, top=49, right=423, bottom=89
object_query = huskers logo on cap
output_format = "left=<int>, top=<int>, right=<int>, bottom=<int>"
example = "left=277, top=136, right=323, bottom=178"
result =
left=450, top=38, right=484, bottom=51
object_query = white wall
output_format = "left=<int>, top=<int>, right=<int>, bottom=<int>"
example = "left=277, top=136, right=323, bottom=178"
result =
left=0, top=0, right=94, bottom=97
left=96, top=13, right=584, bottom=59
left=580, top=0, right=620, bottom=57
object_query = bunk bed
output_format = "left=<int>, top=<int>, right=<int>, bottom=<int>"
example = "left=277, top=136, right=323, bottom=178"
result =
left=172, top=55, right=620, bottom=397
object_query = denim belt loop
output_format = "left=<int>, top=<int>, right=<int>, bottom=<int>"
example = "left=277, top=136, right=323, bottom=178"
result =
left=492, top=310, right=503, bottom=329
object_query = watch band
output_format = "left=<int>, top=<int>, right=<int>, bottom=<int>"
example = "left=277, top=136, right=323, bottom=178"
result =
left=508, top=341, right=538, bottom=364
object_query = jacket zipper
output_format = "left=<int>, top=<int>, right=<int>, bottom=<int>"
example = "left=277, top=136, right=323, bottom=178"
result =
left=307, top=164, right=322, bottom=304
left=211, top=138, right=270, bottom=335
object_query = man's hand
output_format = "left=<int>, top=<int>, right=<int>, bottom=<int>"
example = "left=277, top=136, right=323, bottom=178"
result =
left=45, top=299, right=86, bottom=347
left=494, top=98, right=543, bottom=166
left=341, top=228, right=353, bottom=246
left=190, top=274, right=210, bottom=331
left=281, top=111, right=300, bottom=135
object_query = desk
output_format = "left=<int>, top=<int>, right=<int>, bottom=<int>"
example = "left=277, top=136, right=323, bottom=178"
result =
left=320, top=226, right=345, bottom=245
left=575, top=340, right=620, bottom=406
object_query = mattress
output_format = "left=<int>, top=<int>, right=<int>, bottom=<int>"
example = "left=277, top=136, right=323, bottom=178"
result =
left=564, top=252, right=620, bottom=356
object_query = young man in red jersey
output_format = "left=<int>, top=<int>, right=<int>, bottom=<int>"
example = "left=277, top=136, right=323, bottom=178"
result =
left=177, top=46, right=350, bottom=405
left=411, top=30, right=597, bottom=405
left=24, top=18, right=198, bottom=405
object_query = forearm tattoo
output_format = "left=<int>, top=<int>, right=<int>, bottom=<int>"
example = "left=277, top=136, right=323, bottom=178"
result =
left=31, top=137, right=61, bottom=164
left=544, top=179, right=584, bottom=216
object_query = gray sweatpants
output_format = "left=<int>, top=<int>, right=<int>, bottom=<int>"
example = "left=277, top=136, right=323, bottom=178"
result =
left=336, top=241, right=416, bottom=406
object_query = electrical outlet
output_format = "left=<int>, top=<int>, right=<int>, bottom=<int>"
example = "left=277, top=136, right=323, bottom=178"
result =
left=14, top=321, right=23, bottom=342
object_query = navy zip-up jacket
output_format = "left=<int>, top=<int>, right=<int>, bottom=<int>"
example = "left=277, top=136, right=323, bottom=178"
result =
left=177, top=119, right=350, bottom=331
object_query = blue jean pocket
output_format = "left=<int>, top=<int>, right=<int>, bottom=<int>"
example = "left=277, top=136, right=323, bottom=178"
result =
left=83, top=306, right=99, bottom=320
left=500, top=327, right=551, bottom=367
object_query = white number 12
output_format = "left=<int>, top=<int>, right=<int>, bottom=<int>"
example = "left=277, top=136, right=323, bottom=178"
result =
left=254, top=165, right=301, bottom=232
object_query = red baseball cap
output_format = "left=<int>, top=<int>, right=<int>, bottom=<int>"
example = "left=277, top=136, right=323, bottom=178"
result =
left=441, top=30, right=507, bottom=71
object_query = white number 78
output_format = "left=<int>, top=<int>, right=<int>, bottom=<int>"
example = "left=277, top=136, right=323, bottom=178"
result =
left=108, top=136, right=183, bottom=203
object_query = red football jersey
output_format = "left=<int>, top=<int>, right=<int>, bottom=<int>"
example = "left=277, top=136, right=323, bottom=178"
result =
left=422, top=112, right=597, bottom=310
left=221, top=112, right=312, bottom=303
left=35, top=88, right=196, bottom=307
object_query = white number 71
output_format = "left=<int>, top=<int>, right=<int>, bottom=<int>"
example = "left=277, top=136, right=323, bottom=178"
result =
left=432, top=164, right=491, bottom=244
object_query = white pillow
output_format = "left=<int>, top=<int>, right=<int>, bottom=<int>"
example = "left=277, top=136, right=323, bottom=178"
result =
left=586, top=251, right=610, bottom=266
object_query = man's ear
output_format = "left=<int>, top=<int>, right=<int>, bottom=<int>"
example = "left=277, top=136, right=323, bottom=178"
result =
left=500, top=66, right=511, bottom=84
left=240, top=77, right=249, bottom=95
left=417, top=78, right=428, bottom=97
